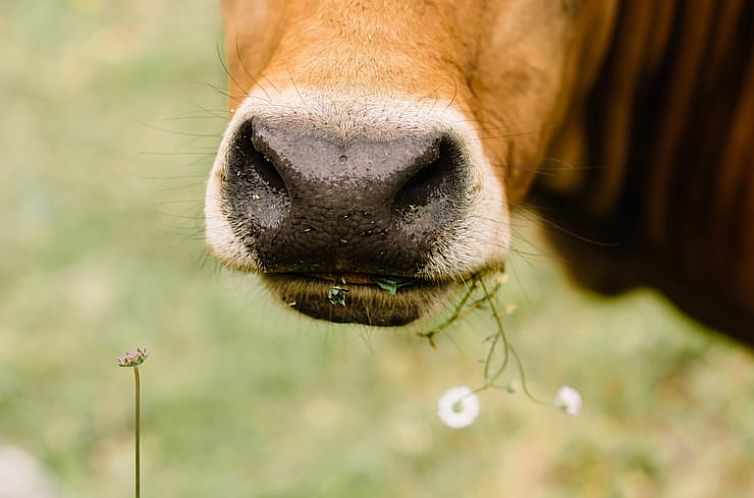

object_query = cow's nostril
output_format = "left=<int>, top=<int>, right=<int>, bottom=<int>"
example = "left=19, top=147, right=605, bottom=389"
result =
left=225, top=121, right=290, bottom=230
left=392, top=136, right=465, bottom=215
left=241, top=122, right=287, bottom=192
left=222, top=121, right=470, bottom=275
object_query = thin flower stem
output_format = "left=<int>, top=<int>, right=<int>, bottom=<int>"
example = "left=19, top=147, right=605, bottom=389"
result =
left=479, top=277, right=510, bottom=384
left=134, top=366, right=141, bottom=498
left=478, top=277, right=544, bottom=403
left=509, top=346, right=544, bottom=404
left=450, top=278, right=479, bottom=318
left=419, top=277, right=479, bottom=345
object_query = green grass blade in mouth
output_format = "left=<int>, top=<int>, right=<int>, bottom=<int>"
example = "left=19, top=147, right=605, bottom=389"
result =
left=375, top=278, right=399, bottom=296
left=375, top=277, right=414, bottom=295
left=328, top=286, right=348, bottom=306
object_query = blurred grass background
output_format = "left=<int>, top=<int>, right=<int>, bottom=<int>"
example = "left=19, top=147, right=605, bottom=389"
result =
left=1, top=0, right=753, bottom=496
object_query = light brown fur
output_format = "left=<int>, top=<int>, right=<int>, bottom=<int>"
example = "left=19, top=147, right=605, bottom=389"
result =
left=217, top=0, right=754, bottom=339
left=223, top=0, right=617, bottom=201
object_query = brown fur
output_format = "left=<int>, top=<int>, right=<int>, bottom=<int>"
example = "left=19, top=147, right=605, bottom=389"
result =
left=543, top=0, right=754, bottom=339
left=219, top=0, right=754, bottom=339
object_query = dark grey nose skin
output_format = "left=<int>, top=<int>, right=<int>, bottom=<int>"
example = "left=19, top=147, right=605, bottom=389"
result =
left=223, top=118, right=469, bottom=277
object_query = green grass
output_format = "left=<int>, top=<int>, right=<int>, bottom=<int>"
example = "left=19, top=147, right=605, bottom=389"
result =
left=1, top=1, right=753, bottom=496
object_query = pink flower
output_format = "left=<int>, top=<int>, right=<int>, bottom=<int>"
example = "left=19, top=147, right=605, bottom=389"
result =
left=117, top=348, right=149, bottom=367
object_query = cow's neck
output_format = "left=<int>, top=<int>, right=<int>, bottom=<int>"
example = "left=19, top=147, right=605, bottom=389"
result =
left=549, top=0, right=752, bottom=238
left=542, top=0, right=754, bottom=323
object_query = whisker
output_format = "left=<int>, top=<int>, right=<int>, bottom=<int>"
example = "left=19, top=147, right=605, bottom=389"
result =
left=163, top=114, right=228, bottom=122
left=203, top=81, right=248, bottom=105
left=235, top=36, right=280, bottom=97
left=135, top=120, right=221, bottom=139
left=139, top=151, right=215, bottom=156
left=517, top=207, right=619, bottom=247
left=216, top=41, right=252, bottom=104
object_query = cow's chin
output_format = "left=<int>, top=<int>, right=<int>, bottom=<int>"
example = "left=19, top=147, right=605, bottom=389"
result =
left=261, top=273, right=456, bottom=327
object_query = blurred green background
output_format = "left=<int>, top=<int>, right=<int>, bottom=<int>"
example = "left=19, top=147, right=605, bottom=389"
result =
left=1, top=1, right=753, bottom=497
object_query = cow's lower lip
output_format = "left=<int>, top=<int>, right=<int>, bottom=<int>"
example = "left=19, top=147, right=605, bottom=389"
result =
left=295, top=272, right=423, bottom=287
left=261, top=272, right=452, bottom=326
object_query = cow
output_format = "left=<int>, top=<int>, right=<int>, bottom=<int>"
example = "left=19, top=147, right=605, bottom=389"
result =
left=205, top=0, right=754, bottom=343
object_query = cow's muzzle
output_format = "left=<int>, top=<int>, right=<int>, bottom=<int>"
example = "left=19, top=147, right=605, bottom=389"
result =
left=218, top=117, right=471, bottom=325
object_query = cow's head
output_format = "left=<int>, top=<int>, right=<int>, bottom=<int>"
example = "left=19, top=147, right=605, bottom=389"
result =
left=206, top=0, right=616, bottom=326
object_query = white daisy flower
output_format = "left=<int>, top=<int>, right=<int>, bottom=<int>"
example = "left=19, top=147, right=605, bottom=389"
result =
left=554, top=385, right=582, bottom=416
left=437, top=386, right=480, bottom=428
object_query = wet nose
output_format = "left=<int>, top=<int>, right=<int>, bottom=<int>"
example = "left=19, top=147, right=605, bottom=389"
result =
left=223, top=118, right=469, bottom=275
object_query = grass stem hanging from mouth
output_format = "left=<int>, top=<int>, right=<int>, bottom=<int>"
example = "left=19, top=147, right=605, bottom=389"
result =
left=418, top=274, right=542, bottom=404
left=478, top=277, right=540, bottom=403
left=418, top=277, right=480, bottom=347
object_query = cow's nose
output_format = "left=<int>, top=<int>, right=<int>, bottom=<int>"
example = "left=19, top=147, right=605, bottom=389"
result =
left=223, top=119, right=469, bottom=275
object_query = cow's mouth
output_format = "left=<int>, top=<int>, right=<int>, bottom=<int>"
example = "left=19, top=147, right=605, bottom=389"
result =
left=261, top=272, right=455, bottom=326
